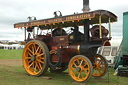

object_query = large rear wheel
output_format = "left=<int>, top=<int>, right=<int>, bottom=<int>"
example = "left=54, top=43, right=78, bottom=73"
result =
left=92, top=54, right=108, bottom=77
left=22, top=40, right=49, bottom=76
left=68, top=55, right=93, bottom=82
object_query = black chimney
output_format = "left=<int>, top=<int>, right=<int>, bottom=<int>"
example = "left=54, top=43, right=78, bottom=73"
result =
left=82, top=0, right=90, bottom=12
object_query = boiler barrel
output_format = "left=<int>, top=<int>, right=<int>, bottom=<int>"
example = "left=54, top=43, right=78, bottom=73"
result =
left=66, top=40, right=110, bottom=56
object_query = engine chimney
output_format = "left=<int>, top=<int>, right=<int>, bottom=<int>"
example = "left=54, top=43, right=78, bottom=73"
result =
left=82, top=0, right=90, bottom=12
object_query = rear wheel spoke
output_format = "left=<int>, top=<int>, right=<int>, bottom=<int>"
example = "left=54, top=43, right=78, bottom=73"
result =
left=38, top=62, right=42, bottom=69
left=27, top=48, right=34, bottom=55
left=33, top=62, right=35, bottom=69
left=28, top=60, right=31, bottom=64
left=37, top=53, right=44, bottom=58
left=37, top=59, right=44, bottom=64
left=33, top=44, right=36, bottom=53
left=40, top=57, right=44, bottom=60
left=28, top=62, right=34, bottom=69
left=28, top=52, right=32, bottom=57
left=32, top=45, right=35, bottom=54
left=34, top=64, right=37, bottom=73
left=35, top=46, right=40, bottom=54
left=25, top=57, right=31, bottom=60
left=36, top=62, right=40, bottom=70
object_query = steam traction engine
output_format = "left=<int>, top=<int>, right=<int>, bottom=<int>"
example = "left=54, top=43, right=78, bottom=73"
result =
left=14, top=10, right=117, bottom=82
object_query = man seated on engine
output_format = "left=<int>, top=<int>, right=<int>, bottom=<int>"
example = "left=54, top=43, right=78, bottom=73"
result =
left=52, top=28, right=67, bottom=36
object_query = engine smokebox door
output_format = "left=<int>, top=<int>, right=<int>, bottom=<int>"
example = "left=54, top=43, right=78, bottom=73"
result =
left=53, top=36, right=69, bottom=45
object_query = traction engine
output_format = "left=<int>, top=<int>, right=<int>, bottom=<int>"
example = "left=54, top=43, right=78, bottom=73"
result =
left=14, top=0, right=117, bottom=82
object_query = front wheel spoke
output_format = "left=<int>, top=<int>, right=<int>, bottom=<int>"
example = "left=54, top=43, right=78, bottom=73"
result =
left=83, top=70, right=88, bottom=76
left=95, top=58, right=98, bottom=62
left=96, top=69, right=98, bottom=74
left=73, top=63, right=78, bottom=67
left=97, top=68, right=102, bottom=73
left=99, top=66, right=104, bottom=70
left=77, top=59, right=80, bottom=65
left=73, top=71, right=77, bottom=75
left=83, top=67, right=89, bottom=70
left=80, top=72, right=84, bottom=78
left=78, top=73, right=81, bottom=78
left=101, top=63, right=105, bottom=65
left=98, top=60, right=102, bottom=64
left=79, top=60, right=83, bottom=66
left=83, top=63, right=87, bottom=67
left=72, top=67, right=76, bottom=70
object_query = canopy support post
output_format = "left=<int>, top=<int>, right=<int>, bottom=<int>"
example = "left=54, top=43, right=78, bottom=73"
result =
left=109, top=17, right=111, bottom=39
left=51, top=25, right=53, bottom=37
left=24, top=27, right=26, bottom=41
left=61, top=24, right=63, bottom=36
left=33, top=28, right=35, bottom=39
left=99, top=15, right=102, bottom=38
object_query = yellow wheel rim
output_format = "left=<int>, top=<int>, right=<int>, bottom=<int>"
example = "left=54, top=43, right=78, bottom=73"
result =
left=23, top=41, right=45, bottom=76
left=69, top=56, right=92, bottom=82
left=92, top=55, right=107, bottom=77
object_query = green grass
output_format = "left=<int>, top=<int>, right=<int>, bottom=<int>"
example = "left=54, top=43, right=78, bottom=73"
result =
left=0, top=49, right=23, bottom=59
left=0, top=49, right=128, bottom=85
left=0, top=65, right=128, bottom=85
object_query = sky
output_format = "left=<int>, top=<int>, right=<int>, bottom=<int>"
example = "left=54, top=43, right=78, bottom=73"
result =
left=0, top=0, right=128, bottom=41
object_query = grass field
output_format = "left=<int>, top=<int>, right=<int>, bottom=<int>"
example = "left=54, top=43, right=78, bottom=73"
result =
left=0, top=49, right=22, bottom=59
left=0, top=49, right=128, bottom=85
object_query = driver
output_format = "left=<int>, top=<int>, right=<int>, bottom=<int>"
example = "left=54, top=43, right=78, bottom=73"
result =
left=52, top=28, right=67, bottom=36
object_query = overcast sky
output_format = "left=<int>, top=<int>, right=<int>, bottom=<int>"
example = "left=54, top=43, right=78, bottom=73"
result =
left=0, top=0, right=128, bottom=41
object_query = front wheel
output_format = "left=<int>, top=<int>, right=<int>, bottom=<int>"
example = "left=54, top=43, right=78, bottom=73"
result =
left=92, top=54, right=108, bottom=77
left=68, top=55, right=93, bottom=82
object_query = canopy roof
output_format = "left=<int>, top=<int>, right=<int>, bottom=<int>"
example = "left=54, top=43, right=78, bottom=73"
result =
left=14, top=10, right=117, bottom=29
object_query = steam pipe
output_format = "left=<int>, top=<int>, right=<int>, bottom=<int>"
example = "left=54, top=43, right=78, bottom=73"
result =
left=84, top=19, right=90, bottom=42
